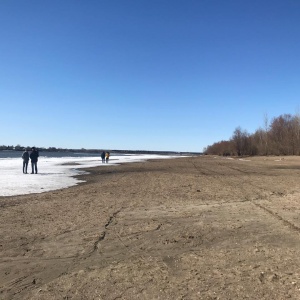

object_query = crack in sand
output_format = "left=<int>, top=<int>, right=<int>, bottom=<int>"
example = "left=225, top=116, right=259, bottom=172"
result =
left=92, top=209, right=122, bottom=253
left=93, top=231, right=106, bottom=252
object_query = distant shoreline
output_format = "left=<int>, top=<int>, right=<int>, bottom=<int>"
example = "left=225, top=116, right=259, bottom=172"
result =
left=0, top=147, right=202, bottom=156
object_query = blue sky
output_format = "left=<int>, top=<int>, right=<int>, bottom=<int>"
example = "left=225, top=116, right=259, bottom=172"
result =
left=1, top=0, right=300, bottom=152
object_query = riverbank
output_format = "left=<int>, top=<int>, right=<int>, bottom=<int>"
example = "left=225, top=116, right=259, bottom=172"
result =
left=1, top=155, right=300, bottom=299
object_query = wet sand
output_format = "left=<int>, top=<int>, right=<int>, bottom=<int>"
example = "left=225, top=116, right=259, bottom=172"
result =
left=1, top=155, right=300, bottom=299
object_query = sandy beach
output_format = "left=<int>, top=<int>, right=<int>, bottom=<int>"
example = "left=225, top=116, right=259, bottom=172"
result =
left=1, top=155, right=300, bottom=299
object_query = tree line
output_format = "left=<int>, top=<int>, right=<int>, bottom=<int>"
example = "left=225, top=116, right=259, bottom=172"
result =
left=204, top=114, right=300, bottom=156
left=0, top=145, right=94, bottom=152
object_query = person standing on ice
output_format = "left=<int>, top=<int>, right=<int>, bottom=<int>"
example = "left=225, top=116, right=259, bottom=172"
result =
left=101, top=151, right=105, bottom=163
left=105, top=152, right=110, bottom=163
left=22, top=148, right=29, bottom=174
left=30, top=147, right=39, bottom=174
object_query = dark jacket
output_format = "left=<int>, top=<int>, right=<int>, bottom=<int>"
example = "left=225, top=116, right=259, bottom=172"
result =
left=22, top=151, right=29, bottom=162
left=30, top=150, right=39, bottom=163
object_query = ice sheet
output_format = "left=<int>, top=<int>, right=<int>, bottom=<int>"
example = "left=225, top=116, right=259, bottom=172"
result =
left=0, top=154, right=177, bottom=197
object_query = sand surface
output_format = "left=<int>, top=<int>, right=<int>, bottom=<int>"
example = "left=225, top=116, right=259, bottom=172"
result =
left=1, top=155, right=300, bottom=299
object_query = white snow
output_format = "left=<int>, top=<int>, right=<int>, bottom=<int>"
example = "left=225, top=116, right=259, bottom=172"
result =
left=0, top=154, right=178, bottom=197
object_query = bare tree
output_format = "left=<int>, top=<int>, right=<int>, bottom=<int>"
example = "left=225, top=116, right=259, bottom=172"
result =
left=232, top=127, right=251, bottom=156
left=263, top=114, right=269, bottom=155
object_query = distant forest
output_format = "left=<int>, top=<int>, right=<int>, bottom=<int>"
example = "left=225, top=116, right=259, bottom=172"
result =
left=204, top=113, right=300, bottom=156
left=0, top=145, right=101, bottom=153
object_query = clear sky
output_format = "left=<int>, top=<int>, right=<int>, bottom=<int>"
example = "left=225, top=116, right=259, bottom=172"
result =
left=1, top=0, right=300, bottom=152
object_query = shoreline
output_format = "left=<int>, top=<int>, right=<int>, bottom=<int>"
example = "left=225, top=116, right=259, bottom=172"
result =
left=2, top=155, right=300, bottom=299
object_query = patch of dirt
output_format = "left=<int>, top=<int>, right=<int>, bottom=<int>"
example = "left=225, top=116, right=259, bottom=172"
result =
left=1, top=156, right=300, bottom=299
